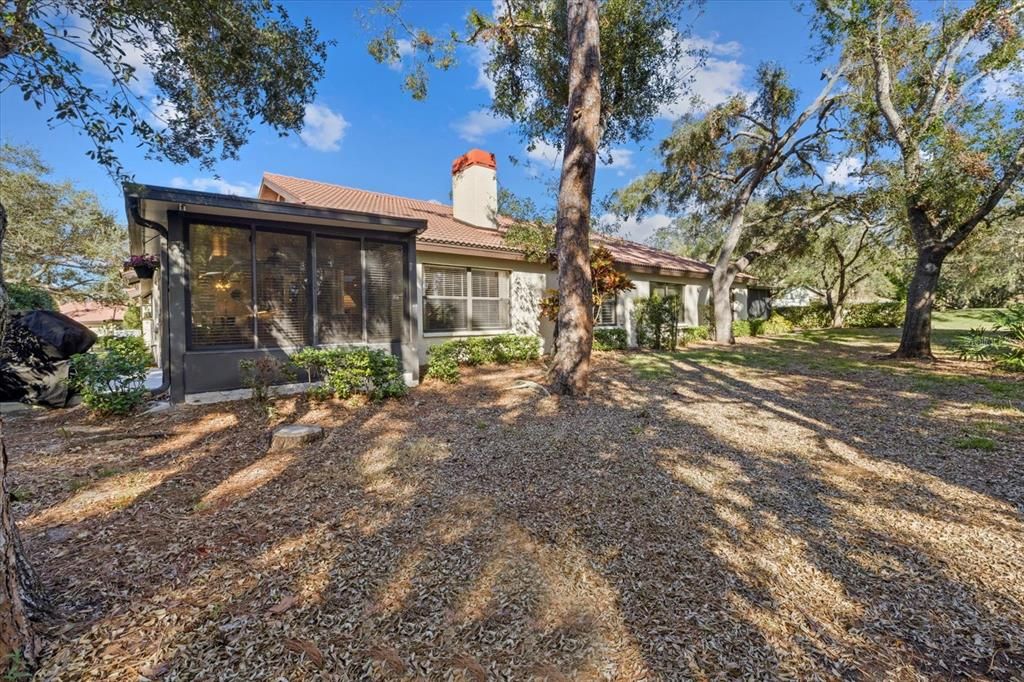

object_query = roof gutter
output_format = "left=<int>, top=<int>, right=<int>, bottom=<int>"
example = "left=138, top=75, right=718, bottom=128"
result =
left=127, top=195, right=171, bottom=398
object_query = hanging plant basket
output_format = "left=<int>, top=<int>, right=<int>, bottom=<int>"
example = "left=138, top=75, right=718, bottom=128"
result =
left=124, top=255, right=159, bottom=279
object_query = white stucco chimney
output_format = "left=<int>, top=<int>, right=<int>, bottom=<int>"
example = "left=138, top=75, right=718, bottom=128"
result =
left=451, top=149, right=498, bottom=229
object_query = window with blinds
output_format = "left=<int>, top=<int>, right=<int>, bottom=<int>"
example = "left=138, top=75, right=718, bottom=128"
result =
left=423, top=265, right=510, bottom=333
left=365, top=241, right=405, bottom=342
left=189, top=224, right=254, bottom=348
left=255, top=231, right=310, bottom=348
left=316, top=237, right=363, bottom=343
left=595, top=296, right=617, bottom=326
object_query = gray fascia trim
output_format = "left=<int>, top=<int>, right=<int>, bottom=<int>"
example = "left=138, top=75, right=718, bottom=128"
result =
left=123, top=183, right=428, bottom=233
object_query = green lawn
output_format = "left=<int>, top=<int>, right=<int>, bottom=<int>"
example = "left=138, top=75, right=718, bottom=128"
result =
left=932, top=307, right=1005, bottom=331
left=620, top=326, right=1024, bottom=408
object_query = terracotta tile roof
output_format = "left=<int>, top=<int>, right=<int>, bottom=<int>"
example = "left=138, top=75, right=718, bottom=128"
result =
left=260, top=172, right=718, bottom=278
left=59, top=301, right=125, bottom=325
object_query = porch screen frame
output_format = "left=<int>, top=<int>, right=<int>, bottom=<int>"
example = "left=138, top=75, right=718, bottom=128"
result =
left=183, top=214, right=410, bottom=352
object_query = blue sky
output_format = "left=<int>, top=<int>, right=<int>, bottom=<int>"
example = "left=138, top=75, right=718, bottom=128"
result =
left=1, top=0, right=838, bottom=243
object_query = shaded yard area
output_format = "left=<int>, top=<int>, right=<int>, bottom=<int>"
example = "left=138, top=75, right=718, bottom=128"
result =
left=7, top=328, right=1024, bottom=679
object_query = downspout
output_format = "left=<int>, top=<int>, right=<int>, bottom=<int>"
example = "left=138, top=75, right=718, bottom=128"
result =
left=129, top=198, right=171, bottom=397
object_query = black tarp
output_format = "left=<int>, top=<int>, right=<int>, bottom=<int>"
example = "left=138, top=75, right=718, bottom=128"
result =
left=0, top=311, right=97, bottom=406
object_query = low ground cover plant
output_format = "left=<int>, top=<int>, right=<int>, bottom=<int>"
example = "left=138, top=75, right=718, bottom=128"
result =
left=289, top=347, right=407, bottom=399
left=425, top=334, right=540, bottom=383
left=952, top=304, right=1024, bottom=372
left=69, top=336, right=152, bottom=414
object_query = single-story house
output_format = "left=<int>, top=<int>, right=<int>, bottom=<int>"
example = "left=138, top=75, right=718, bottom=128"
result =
left=126, top=149, right=756, bottom=402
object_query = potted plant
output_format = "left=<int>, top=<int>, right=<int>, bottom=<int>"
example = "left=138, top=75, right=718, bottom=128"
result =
left=124, top=254, right=160, bottom=279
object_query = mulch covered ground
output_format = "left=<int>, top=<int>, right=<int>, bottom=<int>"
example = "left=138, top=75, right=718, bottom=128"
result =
left=6, top=331, right=1024, bottom=680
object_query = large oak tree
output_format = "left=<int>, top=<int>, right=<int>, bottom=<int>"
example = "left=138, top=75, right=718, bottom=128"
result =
left=612, top=62, right=849, bottom=343
left=0, top=1, right=328, bottom=671
left=817, top=0, right=1024, bottom=358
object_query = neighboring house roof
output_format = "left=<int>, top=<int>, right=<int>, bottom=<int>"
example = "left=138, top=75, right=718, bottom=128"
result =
left=59, top=301, right=125, bottom=326
left=260, top=172, right=721, bottom=279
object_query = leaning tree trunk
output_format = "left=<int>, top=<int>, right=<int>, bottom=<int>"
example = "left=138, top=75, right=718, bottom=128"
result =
left=549, top=0, right=601, bottom=396
left=0, top=200, right=38, bottom=673
left=891, top=245, right=945, bottom=360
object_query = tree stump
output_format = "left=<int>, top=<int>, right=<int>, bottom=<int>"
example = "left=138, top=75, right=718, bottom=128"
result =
left=269, top=425, right=323, bottom=452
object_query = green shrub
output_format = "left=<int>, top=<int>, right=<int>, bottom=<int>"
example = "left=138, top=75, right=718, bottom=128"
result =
left=775, top=304, right=831, bottom=329
left=758, top=313, right=794, bottom=336
left=425, top=334, right=541, bottom=382
left=846, top=301, right=904, bottom=328
left=289, top=347, right=408, bottom=400
left=123, top=305, right=143, bottom=330
left=731, top=319, right=754, bottom=338
left=635, top=295, right=681, bottom=349
left=239, top=356, right=296, bottom=403
left=594, top=327, right=627, bottom=351
left=69, top=336, right=151, bottom=414
left=680, top=326, right=710, bottom=344
left=6, top=282, right=56, bottom=312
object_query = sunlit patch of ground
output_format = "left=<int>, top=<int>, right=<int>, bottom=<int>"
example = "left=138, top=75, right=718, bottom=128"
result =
left=6, top=334, right=1024, bottom=679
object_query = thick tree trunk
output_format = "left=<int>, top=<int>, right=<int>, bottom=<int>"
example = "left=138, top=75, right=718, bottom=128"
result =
left=0, top=200, right=38, bottom=673
left=710, top=267, right=735, bottom=344
left=831, top=303, right=847, bottom=328
left=891, top=246, right=945, bottom=360
left=549, top=0, right=601, bottom=396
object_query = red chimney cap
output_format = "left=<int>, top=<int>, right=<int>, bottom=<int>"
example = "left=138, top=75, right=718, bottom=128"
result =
left=451, top=149, right=496, bottom=175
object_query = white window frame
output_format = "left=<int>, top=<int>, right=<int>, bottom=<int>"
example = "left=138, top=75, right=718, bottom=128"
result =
left=595, top=295, right=617, bottom=327
left=651, top=282, right=685, bottom=322
left=423, top=265, right=511, bottom=335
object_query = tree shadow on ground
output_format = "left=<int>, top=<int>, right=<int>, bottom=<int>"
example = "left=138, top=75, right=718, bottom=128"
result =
left=5, top=343, right=1023, bottom=678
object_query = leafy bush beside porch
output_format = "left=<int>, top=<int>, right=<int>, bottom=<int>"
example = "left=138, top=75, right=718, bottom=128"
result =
left=425, top=334, right=541, bottom=383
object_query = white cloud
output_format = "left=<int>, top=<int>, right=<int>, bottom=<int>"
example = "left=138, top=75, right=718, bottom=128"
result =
left=170, top=177, right=258, bottom=196
left=453, top=108, right=510, bottom=142
left=824, top=156, right=864, bottom=187
left=526, top=140, right=561, bottom=164
left=64, top=15, right=156, bottom=95
left=472, top=43, right=497, bottom=99
left=147, top=98, right=180, bottom=129
left=598, top=213, right=674, bottom=244
left=300, top=103, right=349, bottom=152
left=600, top=148, right=634, bottom=171
left=388, top=38, right=415, bottom=71
left=980, top=71, right=1024, bottom=100
left=658, top=35, right=750, bottom=120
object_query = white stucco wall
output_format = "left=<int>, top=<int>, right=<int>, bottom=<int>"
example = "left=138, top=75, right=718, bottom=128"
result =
left=415, top=250, right=555, bottom=364
left=413, top=249, right=754, bottom=363
left=732, top=287, right=749, bottom=321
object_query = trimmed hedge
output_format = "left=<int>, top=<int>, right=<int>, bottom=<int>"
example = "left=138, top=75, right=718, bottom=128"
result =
left=844, top=301, right=904, bottom=328
left=594, top=327, right=628, bottom=351
left=680, top=325, right=710, bottom=344
left=289, top=347, right=407, bottom=400
left=775, top=302, right=904, bottom=329
left=775, top=304, right=832, bottom=329
left=425, top=334, right=541, bottom=383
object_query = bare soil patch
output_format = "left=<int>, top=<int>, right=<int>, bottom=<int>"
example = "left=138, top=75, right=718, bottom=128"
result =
left=7, top=333, right=1024, bottom=679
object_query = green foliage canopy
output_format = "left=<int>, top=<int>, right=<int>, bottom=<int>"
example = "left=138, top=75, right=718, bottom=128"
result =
left=0, top=0, right=329, bottom=176
left=0, top=144, right=126, bottom=303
